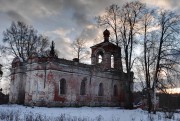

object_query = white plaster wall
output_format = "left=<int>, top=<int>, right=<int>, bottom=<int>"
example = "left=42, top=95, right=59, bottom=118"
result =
left=12, top=60, right=125, bottom=107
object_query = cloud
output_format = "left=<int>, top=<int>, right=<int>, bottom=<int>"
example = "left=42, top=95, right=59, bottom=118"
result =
left=141, top=0, right=180, bottom=11
left=1, top=0, right=180, bottom=91
left=45, top=28, right=74, bottom=59
left=6, top=10, right=27, bottom=22
left=44, top=25, right=103, bottom=61
left=79, top=25, right=103, bottom=46
left=46, top=28, right=72, bottom=38
left=72, top=12, right=91, bottom=26
left=0, top=0, right=180, bottom=60
left=54, top=36, right=73, bottom=60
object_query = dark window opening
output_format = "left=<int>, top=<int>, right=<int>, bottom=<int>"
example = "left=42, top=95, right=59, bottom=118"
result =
left=98, top=83, right=104, bottom=96
left=80, top=79, right=86, bottom=95
left=113, top=85, right=118, bottom=96
left=59, top=79, right=66, bottom=95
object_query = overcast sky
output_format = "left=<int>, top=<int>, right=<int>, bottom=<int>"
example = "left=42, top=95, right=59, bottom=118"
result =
left=1, top=0, right=180, bottom=92
left=0, top=0, right=180, bottom=61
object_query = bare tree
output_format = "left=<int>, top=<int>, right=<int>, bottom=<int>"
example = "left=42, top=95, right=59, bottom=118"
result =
left=71, top=37, right=90, bottom=62
left=97, top=1, right=145, bottom=109
left=137, top=9, right=180, bottom=113
left=97, top=1, right=180, bottom=111
left=119, top=1, right=145, bottom=109
left=2, top=21, right=49, bottom=61
left=152, top=10, right=180, bottom=113
left=96, top=4, right=121, bottom=45
left=140, top=8, right=155, bottom=113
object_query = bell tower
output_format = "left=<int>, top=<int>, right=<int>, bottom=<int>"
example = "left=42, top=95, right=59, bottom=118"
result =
left=91, top=29, right=122, bottom=71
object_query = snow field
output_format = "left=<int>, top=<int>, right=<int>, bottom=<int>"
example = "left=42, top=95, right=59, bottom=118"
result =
left=0, top=104, right=179, bottom=121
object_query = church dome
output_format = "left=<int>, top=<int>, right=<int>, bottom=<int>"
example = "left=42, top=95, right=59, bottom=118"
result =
left=103, top=29, right=110, bottom=37
left=103, top=29, right=110, bottom=42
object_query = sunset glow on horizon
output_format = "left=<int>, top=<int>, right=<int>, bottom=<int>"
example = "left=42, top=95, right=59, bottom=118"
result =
left=166, top=88, right=180, bottom=94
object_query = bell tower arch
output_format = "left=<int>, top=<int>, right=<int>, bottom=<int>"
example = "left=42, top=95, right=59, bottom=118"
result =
left=91, top=29, right=123, bottom=71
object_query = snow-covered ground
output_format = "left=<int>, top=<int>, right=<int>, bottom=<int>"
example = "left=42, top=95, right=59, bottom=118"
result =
left=0, top=104, right=179, bottom=121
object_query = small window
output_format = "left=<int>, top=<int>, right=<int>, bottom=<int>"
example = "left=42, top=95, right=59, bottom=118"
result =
left=113, top=85, right=118, bottom=96
left=59, top=79, right=66, bottom=95
left=97, top=51, right=103, bottom=64
left=80, top=79, right=86, bottom=95
left=111, top=55, right=114, bottom=68
left=98, top=55, right=102, bottom=63
left=98, top=83, right=104, bottom=96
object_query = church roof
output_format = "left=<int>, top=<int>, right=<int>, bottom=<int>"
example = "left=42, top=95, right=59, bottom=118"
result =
left=91, top=29, right=120, bottom=50
left=90, top=41, right=121, bottom=55
left=90, top=41, right=119, bottom=49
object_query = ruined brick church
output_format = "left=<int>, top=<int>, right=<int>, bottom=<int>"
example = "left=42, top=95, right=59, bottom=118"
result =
left=9, top=29, right=133, bottom=107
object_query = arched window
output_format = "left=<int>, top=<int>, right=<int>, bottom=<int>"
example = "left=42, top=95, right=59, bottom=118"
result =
left=80, top=79, right=86, bottom=95
left=98, top=83, right=104, bottom=96
left=97, top=51, right=103, bottom=63
left=113, top=85, right=118, bottom=96
left=59, top=79, right=66, bottom=95
left=111, top=55, right=114, bottom=68
left=98, top=55, right=102, bottom=63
